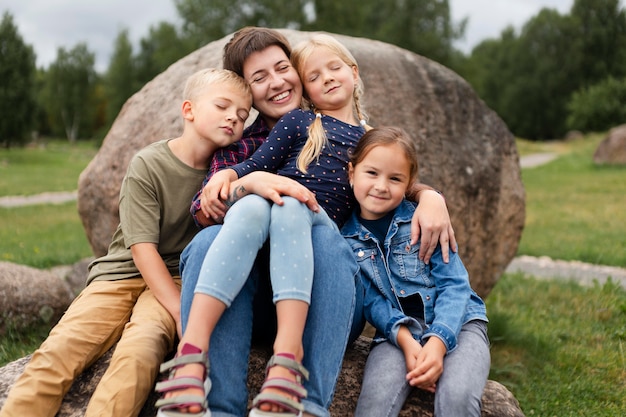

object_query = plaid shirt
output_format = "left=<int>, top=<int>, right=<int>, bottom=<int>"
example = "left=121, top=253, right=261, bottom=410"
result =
left=190, top=115, right=269, bottom=228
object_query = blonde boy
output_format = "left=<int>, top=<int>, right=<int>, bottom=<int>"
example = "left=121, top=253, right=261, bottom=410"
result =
left=0, top=69, right=251, bottom=417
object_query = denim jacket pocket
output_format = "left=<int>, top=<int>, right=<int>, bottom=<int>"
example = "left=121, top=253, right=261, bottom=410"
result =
left=390, top=240, right=431, bottom=286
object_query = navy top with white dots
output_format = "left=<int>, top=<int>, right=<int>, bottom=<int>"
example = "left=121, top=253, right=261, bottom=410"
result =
left=231, top=108, right=365, bottom=228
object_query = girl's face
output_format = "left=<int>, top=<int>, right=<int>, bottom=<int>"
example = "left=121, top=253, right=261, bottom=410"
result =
left=242, top=45, right=303, bottom=128
left=300, top=47, right=358, bottom=116
left=349, top=143, right=413, bottom=220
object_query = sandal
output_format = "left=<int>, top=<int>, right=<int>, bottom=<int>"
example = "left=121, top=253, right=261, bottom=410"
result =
left=248, top=353, right=310, bottom=417
left=155, top=343, right=211, bottom=417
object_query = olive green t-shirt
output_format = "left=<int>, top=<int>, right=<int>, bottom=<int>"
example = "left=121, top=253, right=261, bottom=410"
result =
left=86, top=139, right=206, bottom=285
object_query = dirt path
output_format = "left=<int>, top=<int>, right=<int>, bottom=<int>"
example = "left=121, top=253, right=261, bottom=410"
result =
left=0, top=191, right=77, bottom=208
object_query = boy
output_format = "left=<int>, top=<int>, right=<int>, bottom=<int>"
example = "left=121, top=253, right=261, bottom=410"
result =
left=0, top=68, right=252, bottom=417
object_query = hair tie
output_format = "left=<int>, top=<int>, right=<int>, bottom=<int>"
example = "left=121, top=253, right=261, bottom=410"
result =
left=359, top=119, right=366, bottom=127
left=315, top=112, right=322, bottom=119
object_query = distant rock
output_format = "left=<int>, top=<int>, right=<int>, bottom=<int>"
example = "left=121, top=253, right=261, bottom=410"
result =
left=594, top=124, right=626, bottom=165
left=78, top=29, right=525, bottom=299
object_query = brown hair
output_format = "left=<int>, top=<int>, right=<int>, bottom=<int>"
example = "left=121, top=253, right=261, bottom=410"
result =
left=222, top=27, right=292, bottom=77
left=349, top=126, right=419, bottom=183
left=290, top=34, right=369, bottom=172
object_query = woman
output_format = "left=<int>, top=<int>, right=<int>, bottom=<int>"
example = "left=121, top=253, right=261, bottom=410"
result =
left=179, top=27, right=456, bottom=417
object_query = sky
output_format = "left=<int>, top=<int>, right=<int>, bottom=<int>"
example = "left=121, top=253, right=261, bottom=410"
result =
left=4, top=0, right=574, bottom=72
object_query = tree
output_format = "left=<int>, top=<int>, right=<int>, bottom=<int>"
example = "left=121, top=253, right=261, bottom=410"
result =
left=304, top=0, right=465, bottom=67
left=135, top=21, right=196, bottom=86
left=567, top=77, right=626, bottom=132
left=42, top=43, right=97, bottom=142
left=104, top=29, right=136, bottom=126
left=571, top=0, right=626, bottom=87
left=174, top=0, right=307, bottom=49
left=0, top=11, right=37, bottom=147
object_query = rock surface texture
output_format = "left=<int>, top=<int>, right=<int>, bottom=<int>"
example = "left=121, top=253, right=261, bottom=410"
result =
left=593, top=124, right=626, bottom=165
left=0, top=262, right=74, bottom=334
left=0, top=337, right=525, bottom=416
left=78, top=30, right=525, bottom=299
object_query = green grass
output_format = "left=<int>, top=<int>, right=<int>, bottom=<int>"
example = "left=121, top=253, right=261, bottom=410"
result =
left=0, top=140, right=98, bottom=195
left=0, top=202, right=93, bottom=268
left=517, top=134, right=626, bottom=267
left=487, top=273, right=626, bottom=416
left=1, top=135, right=626, bottom=415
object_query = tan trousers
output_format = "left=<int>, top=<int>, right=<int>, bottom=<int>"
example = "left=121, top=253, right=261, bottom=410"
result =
left=0, top=278, right=179, bottom=417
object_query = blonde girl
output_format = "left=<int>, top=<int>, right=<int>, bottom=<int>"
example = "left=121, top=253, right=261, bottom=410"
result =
left=167, top=34, right=369, bottom=417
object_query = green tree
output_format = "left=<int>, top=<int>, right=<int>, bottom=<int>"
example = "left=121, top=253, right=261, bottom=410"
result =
left=571, top=0, right=626, bottom=87
left=42, top=43, right=97, bottom=142
left=135, top=21, right=196, bottom=86
left=567, top=76, right=626, bottom=132
left=104, top=29, right=136, bottom=126
left=174, top=0, right=307, bottom=49
left=0, top=11, right=37, bottom=147
left=468, top=9, right=580, bottom=139
left=304, top=0, right=465, bottom=67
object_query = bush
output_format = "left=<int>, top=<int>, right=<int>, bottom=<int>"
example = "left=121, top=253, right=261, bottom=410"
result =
left=566, top=76, right=626, bottom=132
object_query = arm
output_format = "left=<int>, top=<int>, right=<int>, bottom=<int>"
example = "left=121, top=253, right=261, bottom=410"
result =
left=131, top=242, right=182, bottom=338
left=408, top=183, right=457, bottom=264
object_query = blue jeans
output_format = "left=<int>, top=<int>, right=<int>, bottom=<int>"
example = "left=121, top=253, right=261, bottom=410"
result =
left=195, top=194, right=337, bottom=306
left=354, top=320, right=490, bottom=417
left=180, top=222, right=358, bottom=417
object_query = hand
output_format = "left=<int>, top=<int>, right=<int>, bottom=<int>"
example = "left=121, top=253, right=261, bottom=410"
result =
left=406, top=337, right=446, bottom=393
left=239, top=172, right=320, bottom=212
left=200, top=169, right=237, bottom=222
left=411, top=190, right=457, bottom=264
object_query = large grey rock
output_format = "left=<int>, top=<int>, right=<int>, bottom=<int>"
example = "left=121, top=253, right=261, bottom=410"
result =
left=593, top=124, right=626, bottom=165
left=78, top=30, right=525, bottom=298
left=0, top=262, right=74, bottom=334
left=0, top=337, right=524, bottom=416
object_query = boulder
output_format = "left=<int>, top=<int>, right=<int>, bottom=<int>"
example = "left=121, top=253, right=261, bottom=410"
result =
left=593, top=124, right=626, bottom=165
left=0, top=262, right=74, bottom=334
left=0, top=259, right=92, bottom=334
left=78, top=30, right=525, bottom=299
left=0, top=337, right=525, bottom=416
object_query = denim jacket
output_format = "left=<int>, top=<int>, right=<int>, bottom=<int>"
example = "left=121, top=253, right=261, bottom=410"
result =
left=341, top=199, right=487, bottom=353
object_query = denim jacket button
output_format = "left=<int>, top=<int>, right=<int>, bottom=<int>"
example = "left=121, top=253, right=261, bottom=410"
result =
left=357, top=250, right=364, bottom=258
left=400, top=290, right=406, bottom=295
left=426, top=295, right=431, bottom=300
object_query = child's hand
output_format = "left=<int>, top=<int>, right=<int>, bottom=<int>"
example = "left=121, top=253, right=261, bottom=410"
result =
left=406, top=337, right=446, bottom=393
left=200, top=169, right=237, bottom=221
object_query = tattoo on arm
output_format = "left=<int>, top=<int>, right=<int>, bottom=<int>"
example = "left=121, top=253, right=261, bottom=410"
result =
left=224, top=185, right=247, bottom=208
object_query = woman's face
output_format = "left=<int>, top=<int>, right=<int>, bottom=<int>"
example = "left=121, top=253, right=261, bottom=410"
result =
left=242, top=45, right=303, bottom=128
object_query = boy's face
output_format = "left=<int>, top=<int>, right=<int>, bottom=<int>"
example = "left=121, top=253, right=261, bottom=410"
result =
left=190, top=84, right=252, bottom=147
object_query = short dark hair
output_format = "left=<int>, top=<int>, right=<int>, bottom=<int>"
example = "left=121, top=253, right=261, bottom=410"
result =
left=223, top=27, right=292, bottom=77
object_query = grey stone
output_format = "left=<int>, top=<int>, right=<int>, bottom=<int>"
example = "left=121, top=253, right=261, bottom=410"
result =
left=0, top=261, right=74, bottom=335
left=593, top=124, right=626, bottom=165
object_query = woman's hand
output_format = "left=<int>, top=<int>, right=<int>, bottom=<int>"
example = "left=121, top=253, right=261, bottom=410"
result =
left=200, top=169, right=237, bottom=222
left=411, top=189, right=457, bottom=264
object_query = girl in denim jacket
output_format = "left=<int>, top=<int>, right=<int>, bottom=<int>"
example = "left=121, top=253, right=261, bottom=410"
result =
left=341, top=126, right=490, bottom=417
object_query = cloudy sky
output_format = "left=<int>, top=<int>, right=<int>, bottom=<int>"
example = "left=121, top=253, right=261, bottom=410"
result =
left=4, top=0, right=574, bottom=72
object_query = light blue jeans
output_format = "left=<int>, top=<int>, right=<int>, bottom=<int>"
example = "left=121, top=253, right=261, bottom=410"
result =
left=194, top=194, right=337, bottom=306
left=180, top=209, right=358, bottom=417
left=354, top=320, right=490, bottom=417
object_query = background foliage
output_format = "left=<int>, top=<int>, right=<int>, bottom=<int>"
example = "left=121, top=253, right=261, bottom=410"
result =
left=3, top=0, right=626, bottom=146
